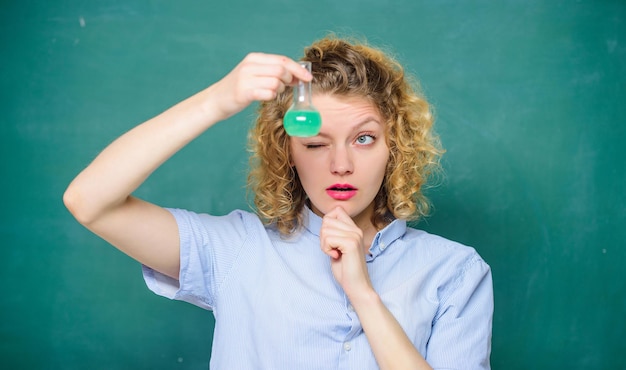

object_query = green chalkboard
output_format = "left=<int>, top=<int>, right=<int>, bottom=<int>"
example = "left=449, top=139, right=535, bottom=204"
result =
left=2, top=0, right=625, bottom=369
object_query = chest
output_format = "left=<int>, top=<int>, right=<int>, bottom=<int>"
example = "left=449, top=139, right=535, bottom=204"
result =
left=212, top=238, right=437, bottom=361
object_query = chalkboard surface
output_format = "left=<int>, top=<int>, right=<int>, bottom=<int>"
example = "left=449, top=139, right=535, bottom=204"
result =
left=2, top=1, right=625, bottom=369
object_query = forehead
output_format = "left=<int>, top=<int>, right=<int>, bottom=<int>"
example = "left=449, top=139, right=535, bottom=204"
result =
left=312, top=94, right=383, bottom=125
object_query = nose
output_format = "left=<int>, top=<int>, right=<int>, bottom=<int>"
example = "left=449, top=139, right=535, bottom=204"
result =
left=330, top=145, right=353, bottom=175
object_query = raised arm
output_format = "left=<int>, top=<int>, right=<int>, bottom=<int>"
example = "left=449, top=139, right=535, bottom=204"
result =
left=63, top=53, right=311, bottom=279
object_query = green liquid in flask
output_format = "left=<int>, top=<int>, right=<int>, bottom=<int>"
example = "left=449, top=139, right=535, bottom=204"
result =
left=283, top=110, right=322, bottom=137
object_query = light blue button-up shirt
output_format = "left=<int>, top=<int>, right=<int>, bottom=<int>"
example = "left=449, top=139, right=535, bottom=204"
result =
left=143, top=207, right=493, bottom=369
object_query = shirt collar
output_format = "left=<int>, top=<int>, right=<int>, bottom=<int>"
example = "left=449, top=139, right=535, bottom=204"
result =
left=302, top=206, right=407, bottom=261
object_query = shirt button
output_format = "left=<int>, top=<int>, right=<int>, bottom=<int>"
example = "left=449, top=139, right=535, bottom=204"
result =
left=343, top=342, right=352, bottom=351
left=379, top=242, right=386, bottom=250
left=348, top=304, right=354, bottom=312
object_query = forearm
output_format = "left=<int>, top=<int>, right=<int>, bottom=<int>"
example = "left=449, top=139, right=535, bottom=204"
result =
left=351, top=290, right=432, bottom=370
left=65, top=52, right=311, bottom=224
left=64, top=84, right=225, bottom=224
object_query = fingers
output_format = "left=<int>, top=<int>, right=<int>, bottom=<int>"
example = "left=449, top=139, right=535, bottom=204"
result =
left=243, top=76, right=287, bottom=102
left=320, top=227, right=362, bottom=259
left=210, top=52, right=312, bottom=122
left=320, top=207, right=363, bottom=260
left=231, top=52, right=313, bottom=106
left=243, top=52, right=312, bottom=84
left=324, top=206, right=356, bottom=225
left=241, top=64, right=290, bottom=90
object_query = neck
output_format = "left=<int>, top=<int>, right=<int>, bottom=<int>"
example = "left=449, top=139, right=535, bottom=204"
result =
left=361, top=224, right=379, bottom=252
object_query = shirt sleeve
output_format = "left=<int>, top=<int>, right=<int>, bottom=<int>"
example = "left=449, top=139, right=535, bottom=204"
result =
left=426, top=251, right=494, bottom=370
left=142, top=208, right=253, bottom=311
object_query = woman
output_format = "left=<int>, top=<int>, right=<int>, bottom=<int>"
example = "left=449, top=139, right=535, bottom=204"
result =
left=64, top=36, right=493, bottom=369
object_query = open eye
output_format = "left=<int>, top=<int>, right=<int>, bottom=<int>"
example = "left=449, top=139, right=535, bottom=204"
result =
left=355, top=134, right=375, bottom=145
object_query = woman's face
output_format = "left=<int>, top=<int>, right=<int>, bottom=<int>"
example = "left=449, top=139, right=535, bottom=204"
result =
left=289, top=94, right=390, bottom=229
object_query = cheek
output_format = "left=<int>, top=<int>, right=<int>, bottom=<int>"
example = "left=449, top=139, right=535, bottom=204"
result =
left=370, top=153, right=390, bottom=186
left=290, top=150, right=306, bottom=172
left=369, top=149, right=390, bottom=173
left=288, top=141, right=296, bottom=167
left=291, top=152, right=319, bottom=185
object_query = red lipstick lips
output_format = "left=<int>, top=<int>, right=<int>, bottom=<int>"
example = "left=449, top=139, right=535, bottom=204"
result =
left=326, top=183, right=357, bottom=200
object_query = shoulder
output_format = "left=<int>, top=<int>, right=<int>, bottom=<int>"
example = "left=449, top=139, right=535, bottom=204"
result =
left=165, top=207, right=267, bottom=241
left=402, top=227, right=485, bottom=264
left=166, top=207, right=262, bottom=225
left=400, top=227, right=491, bottom=290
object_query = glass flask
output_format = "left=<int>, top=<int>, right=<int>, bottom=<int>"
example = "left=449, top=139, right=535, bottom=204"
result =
left=283, top=61, right=321, bottom=137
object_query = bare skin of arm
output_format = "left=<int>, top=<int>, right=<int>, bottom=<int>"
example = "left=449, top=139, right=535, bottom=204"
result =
left=63, top=53, right=312, bottom=279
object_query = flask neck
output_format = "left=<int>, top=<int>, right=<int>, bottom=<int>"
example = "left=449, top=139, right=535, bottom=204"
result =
left=293, top=79, right=312, bottom=107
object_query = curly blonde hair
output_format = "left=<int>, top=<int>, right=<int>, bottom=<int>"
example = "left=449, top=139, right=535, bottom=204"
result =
left=248, top=36, right=443, bottom=235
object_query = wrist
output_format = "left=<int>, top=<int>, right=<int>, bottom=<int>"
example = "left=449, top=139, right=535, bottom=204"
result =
left=348, top=286, right=380, bottom=311
left=197, top=84, right=232, bottom=123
